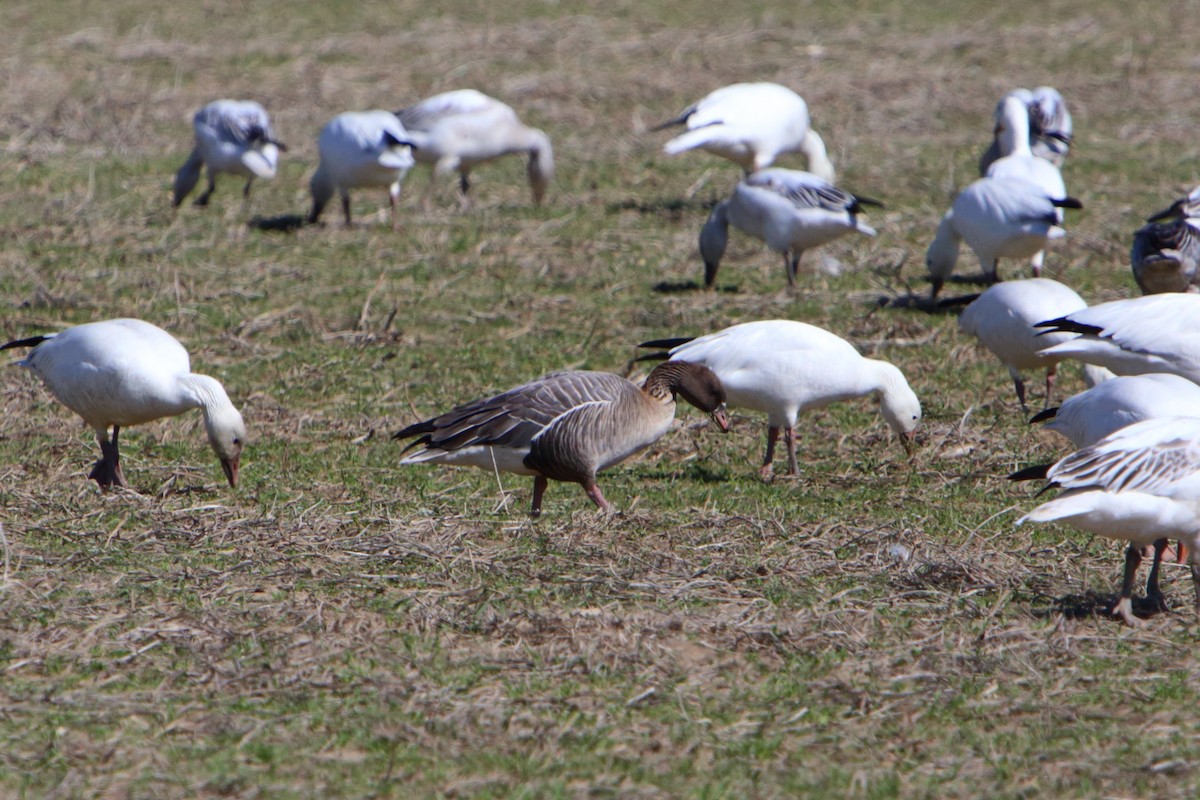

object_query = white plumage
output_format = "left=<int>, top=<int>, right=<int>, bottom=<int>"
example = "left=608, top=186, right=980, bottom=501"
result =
left=396, top=90, right=554, bottom=207
left=641, top=320, right=921, bottom=479
left=958, top=278, right=1106, bottom=409
left=655, top=83, right=835, bottom=180
left=925, top=174, right=1081, bottom=299
left=308, top=110, right=416, bottom=228
left=979, top=87, right=1072, bottom=174
left=1033, top=373, right=1200, bottom=448
left=698, top=168, right=879, bottom=288
left=173, top=99, right=285, bottom=208
left=2, top=319, right=246, bottom=489
left=1017, top=416, right=1200, bottom=625
left=1035, top=293, right=1200, bottom=384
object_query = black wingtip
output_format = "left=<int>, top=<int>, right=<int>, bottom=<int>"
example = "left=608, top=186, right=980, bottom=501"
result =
left=1033, top=315, right=1102, bottom=335
left=0, top=335, right=50, bottom=352
left=634, top=351, right=671, bottom=363
left=852, top=194, right=885, bottom=209
left=1052, top=196, right=1083, bottom=210
left=1008, top=463, right=1052, bottom=482
left=638, top=336, right=696, bottom=350
left=1029, top=407, right=1059, bottom=424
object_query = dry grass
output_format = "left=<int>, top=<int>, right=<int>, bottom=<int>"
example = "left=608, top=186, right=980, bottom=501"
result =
left=3, top=0, right=1200, bottom=797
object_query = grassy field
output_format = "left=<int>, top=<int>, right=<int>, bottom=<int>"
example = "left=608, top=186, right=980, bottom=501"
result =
left=2, top=1, right=1200, bottom=797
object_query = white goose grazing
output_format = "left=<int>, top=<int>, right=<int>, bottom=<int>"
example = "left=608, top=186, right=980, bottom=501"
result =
left=1035, top=293, right=1200, bottom=384
left=396, top=90, right=554, bottom=207
left=1015, top=416, right=1200, bottom=625
left=173, top=99, right=286, bottom=208
left=639, top=320, right=921, bottom=479
left=1032, top=373, right=1200, bottom=449
left=958, top=279, right=1107, bottom=410
left=393, top=362, right=729, bottom=516
left=2, top=319, right=246, bottom=489
left=308, top=111, right=416, bottom=229
left=1131, top=193, right=1200, bottom=295
left=698, top=168, right=880, bottom=288
left=654, top=82, right=836, bottom=180
left=925, top=174, right=1082, bottom=299
left=978, top=87, right=1072, bottom=174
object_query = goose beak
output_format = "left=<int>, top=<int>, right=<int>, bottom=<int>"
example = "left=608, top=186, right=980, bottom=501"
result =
left=220, top=456, right=240, bottom=488
left=1178, top=542, right=1190, bottom=564
left=711, top=405, right=731, bottom=432
left=900, top=430, right=916, bottom=457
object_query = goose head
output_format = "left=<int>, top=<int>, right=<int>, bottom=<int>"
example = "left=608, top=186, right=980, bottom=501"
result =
left=525, top=129, right=555, bottom=205
left=204, top=403, right=247, bottom=488
left=646, top=361, right=730, bottom=431
left=874, top=362, right=922, bottom=455
left=925, top=212, right=961, bottom=298
left=699, top=201, right=730, bottom=288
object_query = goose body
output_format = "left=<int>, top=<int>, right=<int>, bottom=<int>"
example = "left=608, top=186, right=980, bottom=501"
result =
left=173, top=99, right=285, bottom=208
left=2, top=319, right=246, bottom=488
left=308, top=110, right=415, bottom=228
left=396, top=90, right=553, bottom=206
left=925, top=175, right=1081, bottom=298
left=1132, top=194, right=1200, bottom=294
left=640, top=320, right=921, bottom=478
left=1033, top=373, right=1200, bottom=449
left=1017, top=416, right=1200, bottom=625
left=656, top=82, right=835, bottom=180
left=394, top=362, right=729, bottom=515
left=699, top=168, right=879, bottom=288
left=1035, top=293, right=1200, bottom=384
left=979, top=87, right=1072, bottom=174
left=958, top=278, right=1102, bottom=409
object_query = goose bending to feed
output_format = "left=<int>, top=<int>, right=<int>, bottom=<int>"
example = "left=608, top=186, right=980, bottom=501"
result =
left=1035, top=293, right=1200, bottom=384
left=1014, top=416, right=1200, bottom=625
left=698, top=168, right=880, bottom=288
left=173, top=99, right=286, bottom=208
left=925, top=174, right=1082, bottom=299
left=2, top=319, right=246, bottom=489
left=396, top=90, right=553, bottom=207
left=1131, top=194, right=1200, bottom=295
left=979, top=87, right=1072, bottom=174
left=393, top=362, right=729, bottom=516
left=640, top=320, right=921, bottom=479
left=958, top=278, right=1107, bottom=410
left=308, top=111, right=416, bottom=228
left=654, top=82, right=835, bottom=180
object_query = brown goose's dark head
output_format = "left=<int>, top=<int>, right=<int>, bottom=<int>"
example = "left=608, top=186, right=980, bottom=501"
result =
left=645, top=361, right=730, bottom=431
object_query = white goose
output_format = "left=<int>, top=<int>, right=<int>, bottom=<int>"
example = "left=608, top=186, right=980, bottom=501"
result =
left=640, top=320, right=921, bottom=479
left=1131, top=192, right=1200, bottom=295
left=393, top=362, right=729, bottom=516
left=173, top=99, right=286, bottom=208
left=2, top=319, right=246, bottom=489
left=925, top=174, right=1082, bottom=299
left=698, top=168, right=880, bottom=288
left=979, top=87, right=1072, bottom=174
left=1035, top=293, right=1200, bottom=384
left=308, top=111, right=416, bottom=228
left=1032, top=373, right=1200, bottom=449
left=958, top=278, right=1107, bottom=410
left=1015, top=416, right=1200, bottom=625
left=654, top=82, right=836, bottom=180
left=396, top=90, right=554, bottom=207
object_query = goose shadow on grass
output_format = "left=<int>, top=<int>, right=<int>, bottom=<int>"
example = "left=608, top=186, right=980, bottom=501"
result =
left=1033, top=590, right=1170, bottom=624
left=247, top=214, right=308, bottom=233
left=652, top=280, right=741, bottom=294
left=635, top=463, right=734, bottom=484
left=608, top=196, right=719, bottom=218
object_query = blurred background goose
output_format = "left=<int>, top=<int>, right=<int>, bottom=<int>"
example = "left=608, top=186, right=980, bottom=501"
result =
left=640, top=319, right=921, bottom=480
left=1015, top=416, right=1200, bottom=625
left=393, top=362, right=729, bottom=516
left=1035, top=293, right=1200, bottom=384
left=699, top=168, right=880, bottom=288
left=979, top=86, right=1072, bottom=174
left=1, top=319, right=246, bottom=489
left=925, top=174, right=1081, bottom=299
left=308, top=110, right=416, bottom=228
left=396, top=89, right=554, bottom=208
left=1131, top=192, right=1200, bottom=294
left=958, top=279, right=1108, bottom=410
left=654, top=82, right=836, bottom=180
left=173, top=99, right=286, bottom=209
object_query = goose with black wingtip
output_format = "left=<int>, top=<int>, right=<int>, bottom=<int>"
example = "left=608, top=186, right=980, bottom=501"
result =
left=308, top=110, right=416, bottom=228
left=173, top=99, right=287, bottom=209
left=2, top=319, right=246, bottom=489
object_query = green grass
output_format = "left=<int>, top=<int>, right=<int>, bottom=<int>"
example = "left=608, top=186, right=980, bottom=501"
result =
left=2, top=0, right=1200, bottom=797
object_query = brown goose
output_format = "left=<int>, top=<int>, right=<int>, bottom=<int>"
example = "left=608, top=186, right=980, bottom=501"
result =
left=393, top=362, right=729, bottom=516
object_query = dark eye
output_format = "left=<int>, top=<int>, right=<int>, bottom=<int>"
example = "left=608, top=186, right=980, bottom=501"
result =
left=233, top=438, right=242, bottom=446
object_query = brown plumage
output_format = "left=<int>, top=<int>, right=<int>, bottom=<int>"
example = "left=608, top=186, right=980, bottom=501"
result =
left=393, top=362, right=729, bottom=515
